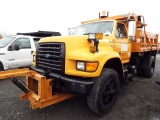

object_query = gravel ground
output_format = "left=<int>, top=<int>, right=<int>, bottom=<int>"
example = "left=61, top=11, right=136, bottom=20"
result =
left=0, top=57, right=160, bottom=120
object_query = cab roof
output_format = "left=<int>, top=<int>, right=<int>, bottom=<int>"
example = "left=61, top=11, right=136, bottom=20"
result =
left=81, top=13, right=138, bottom=24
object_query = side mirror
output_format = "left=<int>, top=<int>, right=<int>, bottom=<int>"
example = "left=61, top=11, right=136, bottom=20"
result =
left=128, top=21, right=136, bottom=41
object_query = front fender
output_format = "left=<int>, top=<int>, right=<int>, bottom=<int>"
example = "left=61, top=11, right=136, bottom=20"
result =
left=65, top=48, right=122, bottom=77
left=93, top=51, right=122, bottom=77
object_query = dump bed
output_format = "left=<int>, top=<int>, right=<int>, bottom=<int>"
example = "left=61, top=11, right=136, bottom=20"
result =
left=132, top=30, right=158, bottom=52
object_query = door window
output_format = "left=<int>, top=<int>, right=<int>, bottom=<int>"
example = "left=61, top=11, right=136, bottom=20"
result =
left=116, top=23, right=127, bottom=38
left=12, top=38, right=31, bottom=49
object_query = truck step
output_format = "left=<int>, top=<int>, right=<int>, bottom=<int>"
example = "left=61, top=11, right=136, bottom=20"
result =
left=127, top=73, right=132, bottom=78
left=123, top=65, right=136, bottom=85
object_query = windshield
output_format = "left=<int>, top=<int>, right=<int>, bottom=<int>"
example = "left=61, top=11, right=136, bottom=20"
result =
left=72, top=21, right=114, bottom=35
left=0, top=36, right=15, bottom=48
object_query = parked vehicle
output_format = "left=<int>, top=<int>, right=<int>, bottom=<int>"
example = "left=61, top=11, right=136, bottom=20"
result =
left=0, top=31, right=61, bottom=70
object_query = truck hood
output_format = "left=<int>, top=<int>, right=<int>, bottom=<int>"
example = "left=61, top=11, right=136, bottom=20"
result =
left=39, top=35, right=89, bottom=45
left=38, top=35, right=114, bottom=60
left=39, top=35, right=90, bottom=57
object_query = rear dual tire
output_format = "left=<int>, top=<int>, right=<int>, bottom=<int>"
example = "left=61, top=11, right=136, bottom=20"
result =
left=143, top=56, right=155, bottom=78
left=137, top=56, right=155, bottom=78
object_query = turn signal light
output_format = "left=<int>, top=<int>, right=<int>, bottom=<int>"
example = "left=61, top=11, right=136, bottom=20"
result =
left=86, top=62, right=98, bottom=72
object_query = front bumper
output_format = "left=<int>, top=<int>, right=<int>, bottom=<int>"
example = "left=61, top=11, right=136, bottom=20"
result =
left=31, top=66, right=93, bottom=95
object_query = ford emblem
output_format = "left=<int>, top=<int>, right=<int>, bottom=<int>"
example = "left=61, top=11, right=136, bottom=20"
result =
left=45, top=54, right=50, bottom=58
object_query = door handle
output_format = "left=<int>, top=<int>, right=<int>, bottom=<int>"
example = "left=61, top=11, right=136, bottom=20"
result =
left=31, top=51, right=34, bottom=54
left=9, top=59, right=15, bottom=61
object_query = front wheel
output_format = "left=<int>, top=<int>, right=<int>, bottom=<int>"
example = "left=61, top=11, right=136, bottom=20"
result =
left=87, top=68, right=120, bottom=115
left=0, top=62, right=4, bottom=71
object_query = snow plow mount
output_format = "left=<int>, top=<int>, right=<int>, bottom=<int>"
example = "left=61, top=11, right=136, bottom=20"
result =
left=0, top=68, right=30, bottom=79
left=0, top=68, right=74, bottom=109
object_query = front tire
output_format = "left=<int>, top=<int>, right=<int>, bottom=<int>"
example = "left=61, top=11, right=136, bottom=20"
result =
left=0, top=62, right=4, bottom=71
left=87, top=68, right=120, bottom=115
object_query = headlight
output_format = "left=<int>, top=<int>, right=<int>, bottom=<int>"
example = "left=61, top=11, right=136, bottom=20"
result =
left=76, top=61, right=85, bottom=71
left=33, top=55, right=35, bottom=62
left=76, top=61, right=98, bottom=72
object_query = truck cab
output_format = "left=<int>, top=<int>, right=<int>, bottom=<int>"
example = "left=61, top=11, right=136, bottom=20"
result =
left=72, top=20, right=132, bottom=63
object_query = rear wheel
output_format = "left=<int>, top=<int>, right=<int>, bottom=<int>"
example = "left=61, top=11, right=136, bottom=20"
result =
left=143, top=56, right=155, bottom=78
left=87, top=68, right=120, bottom=115
left=137, top=68, right=143, bottom=76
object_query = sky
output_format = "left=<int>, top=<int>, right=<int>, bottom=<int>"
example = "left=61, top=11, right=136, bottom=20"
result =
left=0, top=0, right=160, bottom=36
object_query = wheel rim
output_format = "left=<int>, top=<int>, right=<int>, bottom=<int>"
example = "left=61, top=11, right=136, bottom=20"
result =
left=103, top=79, right=117, bottom=105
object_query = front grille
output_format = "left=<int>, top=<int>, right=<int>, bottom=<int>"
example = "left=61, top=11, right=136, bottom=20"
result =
left=36, top=42, right=65, bottom=74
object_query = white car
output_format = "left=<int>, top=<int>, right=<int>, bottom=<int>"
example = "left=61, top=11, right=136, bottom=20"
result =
left=0, top=31, right=61, bottom=70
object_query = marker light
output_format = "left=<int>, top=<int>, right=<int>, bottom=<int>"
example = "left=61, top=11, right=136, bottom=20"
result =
left=88, top=33, right=103, bottom=40
left=99, top=11, right=109, bottom=18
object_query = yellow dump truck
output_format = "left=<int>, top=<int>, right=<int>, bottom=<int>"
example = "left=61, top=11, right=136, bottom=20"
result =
left=1, top=11, right=158, bottom=115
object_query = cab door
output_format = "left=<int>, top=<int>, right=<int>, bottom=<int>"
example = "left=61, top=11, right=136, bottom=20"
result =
left=6, top=37, right=33, bottom=68
left=114, top=22, right=132, bottom=63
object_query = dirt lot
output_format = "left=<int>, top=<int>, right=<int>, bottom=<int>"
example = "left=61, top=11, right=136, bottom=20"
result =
left=0, top=57, right=160, bottom=120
